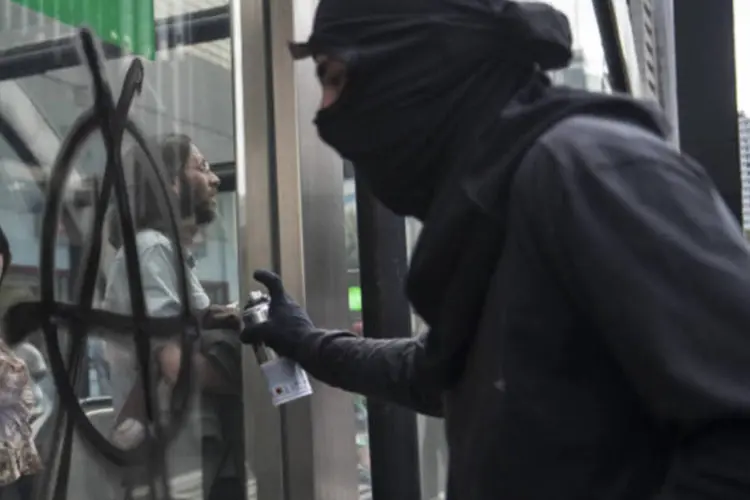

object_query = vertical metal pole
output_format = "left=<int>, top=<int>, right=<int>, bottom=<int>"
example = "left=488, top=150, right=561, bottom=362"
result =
left=233, top=0, right=361, bottom=496
left=355, top=180, right=422, bottom=500
left=280, top=0, right=361, bottom=497
left=593, top=0, right=644, bottom=96
left=673, top=0, right=742, bottom=221
left=593, top=0, right=631, bottom=94
left=230, top=0, right=286, bottom=497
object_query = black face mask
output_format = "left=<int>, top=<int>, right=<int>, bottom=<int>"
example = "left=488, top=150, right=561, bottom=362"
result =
left=313, top=21, right=490, bottom=217
left=295, top=0, right=573, bottom=218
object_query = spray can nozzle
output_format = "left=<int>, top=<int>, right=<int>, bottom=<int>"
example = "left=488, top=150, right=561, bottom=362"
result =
left=244, top=291, right=275, bottom=364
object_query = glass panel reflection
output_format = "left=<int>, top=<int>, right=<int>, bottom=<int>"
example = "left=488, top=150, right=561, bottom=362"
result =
left=0, top=2, right=247, bottom=499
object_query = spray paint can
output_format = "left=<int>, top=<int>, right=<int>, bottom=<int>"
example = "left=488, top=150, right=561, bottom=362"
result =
left=244, top=290, right=276, bottom=364
left=244, top=290, right=314, bottom=406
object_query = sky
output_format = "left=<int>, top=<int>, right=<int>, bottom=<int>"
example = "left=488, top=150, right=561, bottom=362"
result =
left=735, top=1, right=749, bottom=112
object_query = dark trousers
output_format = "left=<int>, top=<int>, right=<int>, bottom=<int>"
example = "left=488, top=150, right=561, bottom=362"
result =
left=207, top=477, right=244, bottom=500
left=0, top=475, right=35, bottom=500
left=203, top=437, right=244, bottom=500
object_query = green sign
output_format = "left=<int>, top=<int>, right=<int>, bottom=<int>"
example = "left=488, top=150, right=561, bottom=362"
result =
left=348, top=286, right=362, bottom=312
left=12, top=0, right=155, bottom=59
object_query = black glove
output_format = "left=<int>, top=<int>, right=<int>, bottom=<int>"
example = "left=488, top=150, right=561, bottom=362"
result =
left=240, top=270, right=315, bottom=352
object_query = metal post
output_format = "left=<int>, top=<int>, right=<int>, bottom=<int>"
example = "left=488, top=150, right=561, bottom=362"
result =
left=230, top=0, right=286, bottom=497
left=673, top=0, right=741, bottom=221
left=355, top=180, right=422, bottom=500
left=593, top=0, right=631, bottom=94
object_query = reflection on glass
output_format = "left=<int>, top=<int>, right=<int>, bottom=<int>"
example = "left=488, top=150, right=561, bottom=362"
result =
left=0, top=1, right=247, bottom=499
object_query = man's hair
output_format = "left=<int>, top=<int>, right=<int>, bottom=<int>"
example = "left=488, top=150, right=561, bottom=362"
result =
left=107, top=133, right=193, bottom=248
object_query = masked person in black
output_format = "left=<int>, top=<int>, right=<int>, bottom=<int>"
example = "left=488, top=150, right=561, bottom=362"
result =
left=242, top=1, right=750, bottom=498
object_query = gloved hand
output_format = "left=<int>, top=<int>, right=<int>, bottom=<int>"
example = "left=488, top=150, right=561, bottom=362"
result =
left=240, top=270, right=315, bottom=350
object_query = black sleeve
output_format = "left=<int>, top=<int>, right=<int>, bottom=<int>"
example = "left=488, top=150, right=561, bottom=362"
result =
left=270, top=330, right=444, bottom=417
left=528, top=140, right=750, bottom=498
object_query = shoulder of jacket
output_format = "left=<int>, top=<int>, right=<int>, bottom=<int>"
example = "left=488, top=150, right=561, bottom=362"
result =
left=509, top=114, right=681, bottom=211
left=513, top=114, right=678, bottom=191
left=534, top=114, right=670, bottom=166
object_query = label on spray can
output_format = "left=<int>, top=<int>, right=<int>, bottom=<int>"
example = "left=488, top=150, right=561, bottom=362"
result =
left=260, top=357, right=314, bottom=406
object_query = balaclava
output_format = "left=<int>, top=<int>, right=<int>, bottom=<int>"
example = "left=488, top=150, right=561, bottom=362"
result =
left=291, top=0, right=572, bottom=218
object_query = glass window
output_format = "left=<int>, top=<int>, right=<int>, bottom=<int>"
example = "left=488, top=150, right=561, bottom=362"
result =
left=0, top=134, right=57, bottom=318
left=1, top=1, right=248, bottom=499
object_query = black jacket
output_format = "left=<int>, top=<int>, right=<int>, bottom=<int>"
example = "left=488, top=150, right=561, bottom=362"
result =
left=276, top=114, right=750, bottom=499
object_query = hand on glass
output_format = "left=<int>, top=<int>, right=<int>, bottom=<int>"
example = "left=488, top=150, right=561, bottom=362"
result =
left=202, top=304, right=242, bottom=330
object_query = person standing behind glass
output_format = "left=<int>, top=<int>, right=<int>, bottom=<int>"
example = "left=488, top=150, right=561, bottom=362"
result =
left=0, top=225, right=42, bottom=500
left=103, top=134, right=244, bottom=500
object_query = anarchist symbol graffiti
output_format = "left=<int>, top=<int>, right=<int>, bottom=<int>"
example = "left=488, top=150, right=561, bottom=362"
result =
left=4, top=28, right=201, bottom=500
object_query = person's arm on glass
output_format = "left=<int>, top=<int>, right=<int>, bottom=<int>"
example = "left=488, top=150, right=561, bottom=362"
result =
left=241, top=270, right=443, bottom=417
left=140, top=243, right=236, bottom=395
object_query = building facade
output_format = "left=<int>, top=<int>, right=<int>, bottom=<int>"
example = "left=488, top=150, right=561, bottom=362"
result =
left=628, top=0, right=679, bottom=142
left=628, top=0, right=660, bottom=100
left=740, top=112, right=750, bottom=230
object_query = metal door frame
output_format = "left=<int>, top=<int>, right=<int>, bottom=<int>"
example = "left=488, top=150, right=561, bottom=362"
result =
left=233, top=0, right=360, bottom=498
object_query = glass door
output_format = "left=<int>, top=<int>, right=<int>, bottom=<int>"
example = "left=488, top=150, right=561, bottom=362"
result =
left=0, top=1, right=274, bottom=498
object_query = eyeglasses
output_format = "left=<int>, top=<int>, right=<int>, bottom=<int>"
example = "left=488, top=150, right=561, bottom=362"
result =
left=192, top=158, right=213, bottom=174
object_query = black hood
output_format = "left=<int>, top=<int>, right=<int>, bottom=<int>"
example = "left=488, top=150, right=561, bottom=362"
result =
left=292, top=0, right=573, bottom=218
